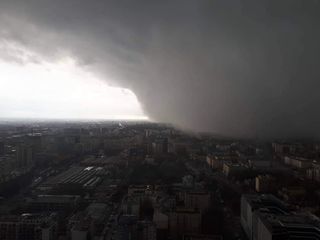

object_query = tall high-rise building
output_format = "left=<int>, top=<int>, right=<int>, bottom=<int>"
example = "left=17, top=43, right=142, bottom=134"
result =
left=241, top=194, right=288, bottom=240
left=252, top=210, right=320, bottom=240
left=241, top=194, right=320, bottom=240
left=27, top=134, right=42, bottom=154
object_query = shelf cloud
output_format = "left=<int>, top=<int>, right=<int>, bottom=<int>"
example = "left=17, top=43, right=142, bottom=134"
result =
left=1, top=0, right=320, bottom=138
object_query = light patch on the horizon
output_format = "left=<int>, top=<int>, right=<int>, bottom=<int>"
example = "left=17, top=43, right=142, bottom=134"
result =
left=0, top=47, right=148, bottom=120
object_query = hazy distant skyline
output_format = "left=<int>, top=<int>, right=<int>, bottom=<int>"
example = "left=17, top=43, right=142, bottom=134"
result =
left=0, top=0, right=320, bottom=138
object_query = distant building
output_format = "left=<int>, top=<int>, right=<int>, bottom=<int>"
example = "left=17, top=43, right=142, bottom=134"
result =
left=247, top=159, right=271, bottom=169
left=306, top=163, right=320, bottom=182
left=137, top=220, right=157, bottom=240
left=184, top=191, right=211, bottom=212
left=169, top=208, right=202, bottom=240
left=27, top=195, right=80, bottom=212
left=128, top=185, right=153, bottom=197
left=183, top=234, right=223, bottom=240
left=39, top=166, right=102, bottom=191
left=117, top=215, right=139, bottom=240
left=278, top=186, right=306, bottom=203
left=206, top=155, right=219, bottom=169
left=123, top=197, right=140, bottom=216
left=15, top=144, right=33, bottom=168
left=0, top=155, right=15, bottom=181
left=27, top=133, right=43, bottom=154
left=272, top=142, right=291, bottom=154
left=272, top=142, right=307, bottom=156
left=71, top=225, right=88, bottom=240
left=206, top=154, right=237, bottom=170
left=144, top=155, right=155, bottom=165
left=182, top=175, right=195, bottom=188
left=69, top=203, right=109, bottom=239
left=215, top=144, right=231, bottom=152
left=222, top=163, right=246, bottom=177
left=255, top=175, right=276, bottom=193
left=0, top=213, right=57, bottom=240
left=168, top=138, right=193, bottom=155
left=284, top=156, right=313, bottom=169
left=103, top=136, right=132, bottom=152
left=152, top=138, right=168, bottom=155
left=154, top=209, right=168, bottom=229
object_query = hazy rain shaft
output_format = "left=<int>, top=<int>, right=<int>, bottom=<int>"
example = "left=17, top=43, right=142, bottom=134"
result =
left=1, top=0, right=320, bottom=138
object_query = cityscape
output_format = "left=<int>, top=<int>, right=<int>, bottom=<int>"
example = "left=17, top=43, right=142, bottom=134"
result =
left=0, top=120, right=319, bottom=239
left=1, top=0, right=320, bottom=239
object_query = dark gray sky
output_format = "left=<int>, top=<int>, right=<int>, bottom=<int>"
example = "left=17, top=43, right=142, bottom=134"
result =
left=0, top=0, right=320, bottom=138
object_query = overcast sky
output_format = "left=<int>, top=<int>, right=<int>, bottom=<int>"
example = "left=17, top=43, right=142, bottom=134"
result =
left=0, top=0, right=320, bottom=138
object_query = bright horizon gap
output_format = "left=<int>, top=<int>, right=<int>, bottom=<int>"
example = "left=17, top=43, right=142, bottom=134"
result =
left=0, top=42, right=148, bottom=120
left=0, top=116, right=150, bottom=121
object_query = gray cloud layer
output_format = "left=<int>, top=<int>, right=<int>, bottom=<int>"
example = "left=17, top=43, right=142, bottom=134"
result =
left=0, top=0, right=320, bottom=138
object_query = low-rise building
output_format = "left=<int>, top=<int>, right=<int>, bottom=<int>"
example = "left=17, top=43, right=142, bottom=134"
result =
left=0, top=213, right=57, bottom=240
left=306, top=163, right=320, bottom=182
left=69, top=203, right=110, bottom=240
left=169, top=208, right=202, bottom=240
left=206, top=153, right=237, bottom=170
left=222, top=163, right=246, bottom=177
left=183, top=234, right=223, bottom=240
left=128, top=185, right=153, bottom=197
left=284, top=156, right=313, bottom=169
left=184, top=191, right=211, bottom=212
left=278, top=186, right=306, bottom=203
left=247, top=159, right=271, bottom=169
left=27, top=195, right=81, bottom=212
left=138, top=220, right=157, bottom=240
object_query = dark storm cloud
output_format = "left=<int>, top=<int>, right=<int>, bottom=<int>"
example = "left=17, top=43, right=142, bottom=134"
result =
left=0, top=0, right=320, bottom=138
